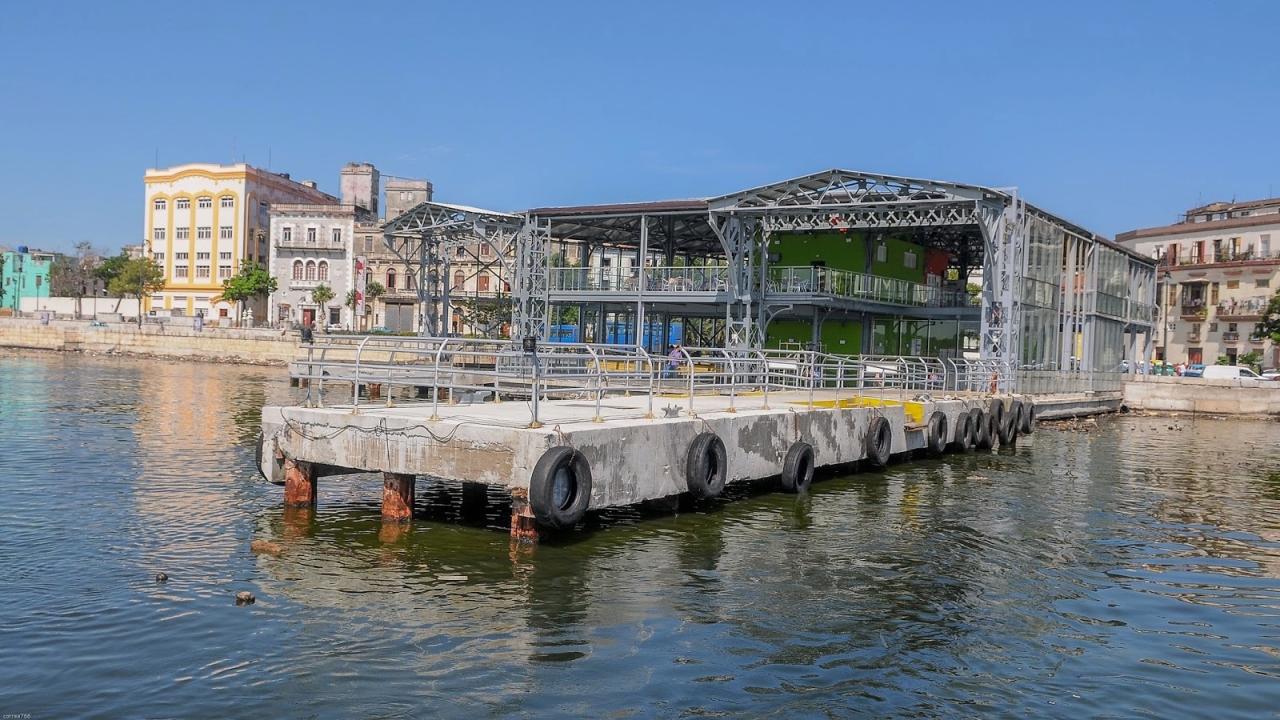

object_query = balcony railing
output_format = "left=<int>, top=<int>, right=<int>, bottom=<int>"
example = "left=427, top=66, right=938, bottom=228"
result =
left=276, top=238, right=346, bottom=250
left=1159, top=248, right=1280, bottom=267
left=549, top=265, right=730, bottom=293
left=766, top=267, right=973, bottom=308
left=1222, top=331, right=1240, bottom=342
left=1179, top=299, right=1208, bottom=319
left=1216, top=297, right=1269, bottom=320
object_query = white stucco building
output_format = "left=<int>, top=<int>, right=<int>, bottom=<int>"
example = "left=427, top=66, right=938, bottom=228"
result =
left=267, top=204, right=364, bottom=329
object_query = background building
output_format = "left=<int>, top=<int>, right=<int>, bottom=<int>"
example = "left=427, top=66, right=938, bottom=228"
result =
left=143, top=163, right=337, bottom=323
left=1, top=246, right=55, bottom=313
left=267, top=204, right=362, bottom=329
left=1118, top=198, right=1280, bottom=368
left=355, top=171, right=436, bottom=332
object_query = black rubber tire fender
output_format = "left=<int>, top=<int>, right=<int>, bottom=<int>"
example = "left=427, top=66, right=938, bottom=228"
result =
left=997, top=407, right=1017, bottom=447
left=965, top=407, right=984, bottom=448
left=780, top=442, right=815, bottom=493
left=866, top=416, right=892, bottom=467
left=686, top=432, right=729, bottom=498
left=1022, top=403, right=1037, bottom=434
left=255, top=431, right=266, bottom=481
left=1009, top=400, right=1025, bottom=435
left=947, top=411, right=971, bottom=452
left=926, top=412, right=948, bottom=457
left=974, top=409, right=994, bottom=450
left=529, top=446, right=593, bottom=528
left=988, top=399, right=1006, bottom=430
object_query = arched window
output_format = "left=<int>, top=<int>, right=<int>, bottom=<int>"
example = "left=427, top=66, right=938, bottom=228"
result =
left=453, top=271, right=465, bottom=289
left=386, top=269, right=396, bottom=290
left=292, top=260, right=304, bottom=280
left=305, top=261, right=317, bottom=281
left=317, top=261, right=328, bottom=281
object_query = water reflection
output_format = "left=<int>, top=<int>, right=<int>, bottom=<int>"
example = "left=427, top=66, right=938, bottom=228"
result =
left=2, top=352, right=1279, bottom=718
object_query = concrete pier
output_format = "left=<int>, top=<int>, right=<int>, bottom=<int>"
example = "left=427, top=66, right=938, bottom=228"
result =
left=259, top=388, right=1054, bottom=540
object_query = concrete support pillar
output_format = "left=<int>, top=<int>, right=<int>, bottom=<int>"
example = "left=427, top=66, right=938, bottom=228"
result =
left=381, top=472, right=415, bottom=522
left=283, top=458, right=316, bottom=507
left=509, top=489, right=539, bottom=543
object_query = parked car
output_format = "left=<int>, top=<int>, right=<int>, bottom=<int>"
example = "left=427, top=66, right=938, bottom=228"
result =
left=1260, top=369, right=1280, bottom=381
left=1182, top=363, right=1205, bottom=378
left=1201, top=365, right=1261, bottom=380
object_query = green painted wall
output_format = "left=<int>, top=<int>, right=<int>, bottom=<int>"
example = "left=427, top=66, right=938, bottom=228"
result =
left=769, top=232, right=927, bottom=284
left=769, top=231, right=866, bottom=270
left=765, top=232, right=931, bottom=352
left=766, top=318, right=863, bottom=353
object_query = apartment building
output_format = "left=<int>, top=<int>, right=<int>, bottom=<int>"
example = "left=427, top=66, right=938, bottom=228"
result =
left=143, top=163, right=337, bottom=322
left=1, top=246, right=56, bottom=313
left=1117, top=198, right=1280, bottom=368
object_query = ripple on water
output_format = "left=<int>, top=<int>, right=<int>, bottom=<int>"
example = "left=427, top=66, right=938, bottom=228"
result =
left=2, top=354, right=1280, bottom=718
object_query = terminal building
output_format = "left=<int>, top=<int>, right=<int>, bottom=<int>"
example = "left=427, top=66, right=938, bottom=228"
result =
left=386, top=169, right=1159, bottom=376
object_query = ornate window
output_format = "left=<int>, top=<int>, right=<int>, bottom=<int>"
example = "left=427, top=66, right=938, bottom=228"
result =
left=292, top=260, right=304, bottom=280
left=386, top=269, right=396, bottom=290
left=305, top=261, right=317, bottom=281
left=317, top=261, right=329, bottom=281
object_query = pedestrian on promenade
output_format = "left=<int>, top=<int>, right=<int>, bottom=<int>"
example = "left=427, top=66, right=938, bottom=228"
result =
left=666, top=344, right=683, bottom=379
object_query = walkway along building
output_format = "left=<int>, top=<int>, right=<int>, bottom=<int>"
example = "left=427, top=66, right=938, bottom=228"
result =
left=1118, top=197, right=1280, bottom=368
left=384, top=169, right=1159, bottom=375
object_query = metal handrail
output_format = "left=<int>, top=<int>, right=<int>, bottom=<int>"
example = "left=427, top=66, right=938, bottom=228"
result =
left=288, top=335, right=1122, bottom=425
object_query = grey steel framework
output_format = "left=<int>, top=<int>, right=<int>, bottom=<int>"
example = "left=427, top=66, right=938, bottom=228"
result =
left=380, top=201, right=522, bottom=337
left=388, top=169, right=1158, bottom=382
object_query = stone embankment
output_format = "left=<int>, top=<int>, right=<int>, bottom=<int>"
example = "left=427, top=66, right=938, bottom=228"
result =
left=0, top=318, right=300, bottom=365
left=1123, top=375, right=1280, bottom=416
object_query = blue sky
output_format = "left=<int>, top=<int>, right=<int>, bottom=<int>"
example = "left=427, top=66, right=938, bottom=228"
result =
left=3, top=1, right=1279, bottom=253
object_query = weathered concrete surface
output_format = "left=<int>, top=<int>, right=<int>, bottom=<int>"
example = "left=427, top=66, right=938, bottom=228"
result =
left=0, top=318, right=299, bottom=365
left=1123, top=376, right=1280, bottom=415
left=1033, top=394, right=1124, bottom=420
left=261, top=391, right=1007, bottom=511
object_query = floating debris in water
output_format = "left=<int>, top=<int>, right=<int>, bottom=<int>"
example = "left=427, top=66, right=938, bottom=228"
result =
left=235, top=591, right=256, bottom=606
left=250, top=539, right=284, bottom=555
left=155, top=572, right=168, bottom=583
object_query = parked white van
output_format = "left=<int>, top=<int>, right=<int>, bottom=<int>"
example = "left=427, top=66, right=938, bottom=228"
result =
left=1201, top=365, right=1262, bottom=380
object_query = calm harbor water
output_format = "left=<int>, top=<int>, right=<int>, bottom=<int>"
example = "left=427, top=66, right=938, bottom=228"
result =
left=2, top=351, right=1279, bottom=719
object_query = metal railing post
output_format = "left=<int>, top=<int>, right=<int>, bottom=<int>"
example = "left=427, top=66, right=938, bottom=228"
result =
left=352, top=335, right=372, bottom=414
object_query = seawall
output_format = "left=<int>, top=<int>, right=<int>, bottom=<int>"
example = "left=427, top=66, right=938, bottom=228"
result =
left=1123, top=375, right=1280, bottom=415
left=0, top=318, right=299, bottom=365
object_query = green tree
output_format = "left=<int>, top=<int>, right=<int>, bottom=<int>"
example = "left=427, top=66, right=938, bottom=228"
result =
left=217, top=261, right=276, bottom=327
left=48, top=242, right=101, bottom=318
left=1253, top=290, right=1280, bottom=344
left=95, top=252, right=132, bottom=312
left=107, top=257, right=166, bottom=327
left=345, top=281, right=384, bottom=331
left=1239, top=349, right=1264, bottom=373
left=453, top=289, right=513, bottom=338
left=311, top=283, right=334, bottom=306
